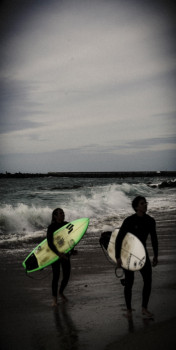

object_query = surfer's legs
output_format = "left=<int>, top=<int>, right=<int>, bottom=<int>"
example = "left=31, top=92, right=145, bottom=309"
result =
left=59, top=258, right=71, bottom=297
left=124, top=270, right=134, bottom=311
left=140, top=256, right=152, bottom=309
left=52, top=260, right=61, bottom=302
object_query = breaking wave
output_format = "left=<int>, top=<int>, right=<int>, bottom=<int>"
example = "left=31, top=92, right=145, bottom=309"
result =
left=0, top=179, right=175, bottom=249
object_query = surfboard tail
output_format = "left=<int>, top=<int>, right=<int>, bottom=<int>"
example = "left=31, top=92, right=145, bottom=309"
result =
left=99, top=231, right=112, bottom=249
left=23, top=253, right=39, bottom=272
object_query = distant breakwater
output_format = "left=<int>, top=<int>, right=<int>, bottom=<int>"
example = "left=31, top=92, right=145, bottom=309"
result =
left=0, top=171, right=176, bottom=179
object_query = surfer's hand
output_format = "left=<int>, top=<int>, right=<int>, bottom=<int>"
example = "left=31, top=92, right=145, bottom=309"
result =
left=59, top=253, right=68, bottom=260
left=71, top=249, right=78, bottom=255
left=116, top=258, right=122, bottom=268
left=152, top=256, right=158, bottom=267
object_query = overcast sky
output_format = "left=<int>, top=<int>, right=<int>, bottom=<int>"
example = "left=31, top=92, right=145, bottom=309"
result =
left=0, top=0, right=176, bottom=173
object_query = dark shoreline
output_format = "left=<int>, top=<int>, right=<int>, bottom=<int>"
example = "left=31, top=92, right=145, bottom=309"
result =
left=1, top=171, right=176, bottom=179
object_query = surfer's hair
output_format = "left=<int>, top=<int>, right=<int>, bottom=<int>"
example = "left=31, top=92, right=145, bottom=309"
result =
left=51, top=208, right=64, bottom=223
left=132, top=196, right=146, bottom=211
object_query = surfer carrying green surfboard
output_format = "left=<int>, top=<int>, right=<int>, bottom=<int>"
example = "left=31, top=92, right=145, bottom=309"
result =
left=115, top=196, right=158, bottom=319
left=47, top=208, right=77, bottom=307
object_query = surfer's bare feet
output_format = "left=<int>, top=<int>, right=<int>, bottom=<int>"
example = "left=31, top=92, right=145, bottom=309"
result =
left=59, top=293, right=68, bottom=302
left=142, top=308, right=154, bottom=318
left=52, top=297, right=58, bottom=307
left=124, top=309, right=133, bottom=319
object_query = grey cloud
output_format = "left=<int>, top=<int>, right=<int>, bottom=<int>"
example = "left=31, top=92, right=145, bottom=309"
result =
left=0, top=78, right=47, bottom=133
left=69, top=136, right=176, bottom=154
left=154, top=112, right=176, bottom=120
left=45, top=135, right=176, bottom=155
left=126, top=136, right=176, bottom=149
left=0, top=120, right=45, bottom=134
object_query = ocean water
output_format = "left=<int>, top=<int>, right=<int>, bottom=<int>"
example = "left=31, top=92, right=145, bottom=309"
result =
left=0, top=175, right=175, bottom=252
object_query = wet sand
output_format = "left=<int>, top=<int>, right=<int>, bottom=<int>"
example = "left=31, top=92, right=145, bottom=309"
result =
left=1, top=210, right=176, bottom=349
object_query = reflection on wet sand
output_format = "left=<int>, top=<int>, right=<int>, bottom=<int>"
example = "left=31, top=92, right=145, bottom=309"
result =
left=53, top=304, right=79, bottom=349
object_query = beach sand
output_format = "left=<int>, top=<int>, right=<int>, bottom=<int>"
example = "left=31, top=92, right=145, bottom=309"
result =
left=1, top=210, right=176, bottom=350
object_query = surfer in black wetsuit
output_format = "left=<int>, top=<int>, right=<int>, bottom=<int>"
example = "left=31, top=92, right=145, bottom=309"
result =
left=115, top=196, right=158, bottom=319
left=47, top=208, right=76, bottom=307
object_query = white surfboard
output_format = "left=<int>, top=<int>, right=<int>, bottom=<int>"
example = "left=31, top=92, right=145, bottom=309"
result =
left=107, top=229, right=146, bottom=271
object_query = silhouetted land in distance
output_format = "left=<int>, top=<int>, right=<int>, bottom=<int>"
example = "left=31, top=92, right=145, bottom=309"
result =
left=0, top=171, right=176, bottom=178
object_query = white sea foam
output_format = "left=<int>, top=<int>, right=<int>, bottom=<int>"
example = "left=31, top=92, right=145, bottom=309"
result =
left=0, top=203, right=51, bottom=235
left=0, top=178, right=175, bottom=244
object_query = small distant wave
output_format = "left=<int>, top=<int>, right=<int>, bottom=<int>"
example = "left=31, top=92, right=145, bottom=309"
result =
left=148, top=179, right=176, bottom=189
left=0, top=231, right=45, bottom=249
left=50, top=185, right=83, bottom=190
left=37, top=185, right=83, bottom=191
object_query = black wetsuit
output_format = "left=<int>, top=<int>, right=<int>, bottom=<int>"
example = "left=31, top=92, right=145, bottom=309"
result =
left=115, top=213, right=158, bottom=310
left=47, top=221, right=71, bottom=297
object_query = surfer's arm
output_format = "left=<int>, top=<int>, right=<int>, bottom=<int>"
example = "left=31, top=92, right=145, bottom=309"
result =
left=150, top=218, right=158, bottom=256
left=47, top=222, right=69, bottom=260
left=47, top=235, right=67, bottom=259
left=150, top=218, right=158, bottom=266
left=115, top=219, right=128, bottom=260
left=47, top=227, right=63, bottom=257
